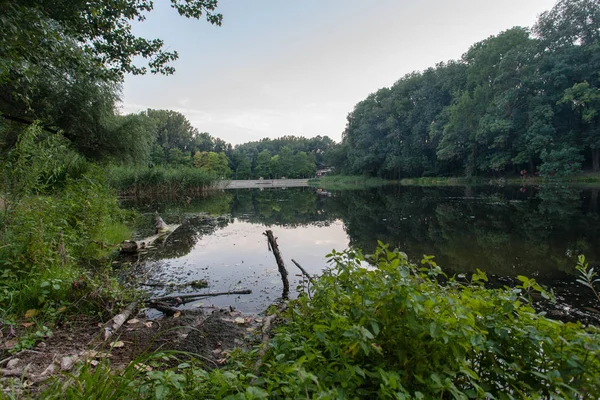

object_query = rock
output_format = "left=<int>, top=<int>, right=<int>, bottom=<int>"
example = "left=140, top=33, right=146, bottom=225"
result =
left=6, top=359, right=19, bottom=369
left=60, top=356, right=76, bottom=371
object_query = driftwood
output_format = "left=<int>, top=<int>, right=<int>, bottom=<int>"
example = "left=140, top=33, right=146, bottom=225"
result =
left=291, top=259, right=314, bottom=284
left=120, top=226, right=181, bottom=253
left=120, top=213, right=180, bottom=254
left=155, top=211, right=168, bottom=233
left=146, top=290, right=252, bottom=304
left=264, top=230, right=289, bottom=298
left=102, top=301, right=138, bottom=341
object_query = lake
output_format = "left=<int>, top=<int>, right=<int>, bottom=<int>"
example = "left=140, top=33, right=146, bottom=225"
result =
left=123, top=184, right=600, bottom=322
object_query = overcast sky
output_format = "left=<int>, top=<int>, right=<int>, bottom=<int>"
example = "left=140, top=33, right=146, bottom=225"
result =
left=121, top=0, right=558, bottom=145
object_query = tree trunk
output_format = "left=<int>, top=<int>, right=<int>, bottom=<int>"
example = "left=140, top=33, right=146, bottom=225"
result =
left=590, top=189, right=599, bottom=213
left=529, top=159, right=535, bottom=175
left=592, top=148, right=600, bottom=173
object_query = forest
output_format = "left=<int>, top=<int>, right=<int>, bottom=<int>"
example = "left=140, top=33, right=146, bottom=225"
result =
left=335, top=0, right=600, bottom=179
left=3, top=1, right=600, bottom=183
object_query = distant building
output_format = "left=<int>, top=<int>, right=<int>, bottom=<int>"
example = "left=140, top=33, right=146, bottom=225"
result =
left=316, top=167, right=333, bottom=177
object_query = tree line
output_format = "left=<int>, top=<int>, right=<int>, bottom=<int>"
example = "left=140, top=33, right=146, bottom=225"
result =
left=0, top=1, right=334, bottom=180
left=3, top=0, right=599, bottom=182
left=334, top=0, right=600, bottom=179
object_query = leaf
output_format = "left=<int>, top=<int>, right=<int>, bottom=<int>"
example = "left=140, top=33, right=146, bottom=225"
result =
left=246, top=386, right=269, bottom=398
left=110, top=341, right=125, bottom=348
left=126, top=319, right=139, bottom=324
left=21, top=322, right=34, bottom=328
left=24, top=309, right=39, bottom=319
left=173, top=311, right=181, bottom=318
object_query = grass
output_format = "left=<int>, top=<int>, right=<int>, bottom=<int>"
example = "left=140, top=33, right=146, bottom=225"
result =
left=399, top=176, right=486, bottom=186
left=401, top=173, right=600, bottom=186
left=308, top=175, right=391, bottom=190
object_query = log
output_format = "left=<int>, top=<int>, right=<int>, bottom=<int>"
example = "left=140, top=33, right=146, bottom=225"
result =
left=141, top=279, right=208, bottom=289
left=102, top=301, right=138, bottom=341
left=147, top=301, right=181, bottom=316
left=264, top=230, right=289, bottom=298
left=291, top=259, right=314, bottom=284
left=146, top=290, right=252, bottom=304
left=120, top=223, right=180, bottom=254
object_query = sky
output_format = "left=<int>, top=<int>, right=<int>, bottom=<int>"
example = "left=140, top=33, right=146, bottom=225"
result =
left=121, top=0, right=558, bottom=145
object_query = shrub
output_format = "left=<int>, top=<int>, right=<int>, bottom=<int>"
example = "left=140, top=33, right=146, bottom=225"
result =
left=0, top=125, right=131, bottom=316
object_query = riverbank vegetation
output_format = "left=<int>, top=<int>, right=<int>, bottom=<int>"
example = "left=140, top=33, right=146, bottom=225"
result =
left=308, top=175, right=390, bottom=189
left=106, top=165, right=219, bottom=198
left=38, top=246, right=600, bottom=399
left=0, top=126, right=133, bottom=326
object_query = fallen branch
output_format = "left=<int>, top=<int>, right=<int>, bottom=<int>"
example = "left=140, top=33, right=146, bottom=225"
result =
left=102, top=301, right=138, bottom=341
left=264, top=230, right=289, bottom=298
left=146, top=290, right=251, bottom=304
left=121, top=212, right=180, bottom=254
left=252, top=303, right=288, bottom=380
left=141, top=279, right=208, bottom=289
left=291, top=259, right=314, bottom=284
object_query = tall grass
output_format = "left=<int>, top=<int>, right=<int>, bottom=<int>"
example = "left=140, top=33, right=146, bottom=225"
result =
left=0, top=126, right=133, bottom=329
left=106, top=166, right=220, bottom=198
left=400, top=176, right=486, bottom=186
left=308, top=175, right=390, bottom=189
left=401, top=174, right=600, bottom=187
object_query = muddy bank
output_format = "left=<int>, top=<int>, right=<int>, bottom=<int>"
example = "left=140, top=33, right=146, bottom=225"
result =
left=0, top=304, right=269, bottom=396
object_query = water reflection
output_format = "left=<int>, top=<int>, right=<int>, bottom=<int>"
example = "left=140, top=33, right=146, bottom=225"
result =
left=123, top=185, right=600, bottom=315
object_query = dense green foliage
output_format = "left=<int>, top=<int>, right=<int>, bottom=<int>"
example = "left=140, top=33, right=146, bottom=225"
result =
left=0, top=0, right=223, bottom=163
left=0, top=125, right=131, bottom=317
left=228, top=136, right=336, bottom=179
left=39, top=246, right=600, bottom=399
left=335, top=0, right=600, bottom=179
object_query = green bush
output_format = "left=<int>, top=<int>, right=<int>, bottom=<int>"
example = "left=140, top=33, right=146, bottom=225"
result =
left=0, top=126, right=131, bottom=316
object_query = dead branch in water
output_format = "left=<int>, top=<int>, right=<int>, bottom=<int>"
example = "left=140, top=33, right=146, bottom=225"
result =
left=120, top=212, right=180, bottom=254
left=263, top=230, right=289, bottom=298
left=146, top=290, right=251, bottom=304
left=291, top=259, right=314, bottom=284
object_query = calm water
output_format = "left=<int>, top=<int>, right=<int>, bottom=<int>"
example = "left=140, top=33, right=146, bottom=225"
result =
left=124, top=185, right=600, bottom=320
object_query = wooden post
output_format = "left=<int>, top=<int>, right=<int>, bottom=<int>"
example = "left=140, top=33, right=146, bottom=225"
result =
left=264, top=230, right=289, bottom=298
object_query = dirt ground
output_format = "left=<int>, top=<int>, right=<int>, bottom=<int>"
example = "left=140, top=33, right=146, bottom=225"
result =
left=0, top=304, right=265, bottom=396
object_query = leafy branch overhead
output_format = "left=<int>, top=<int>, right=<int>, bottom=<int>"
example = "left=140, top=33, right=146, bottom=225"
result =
left=1, top=0, right=222, bottom=80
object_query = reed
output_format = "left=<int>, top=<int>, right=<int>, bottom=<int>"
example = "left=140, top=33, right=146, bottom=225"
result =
left=106, top=165, right=221, bottom=198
